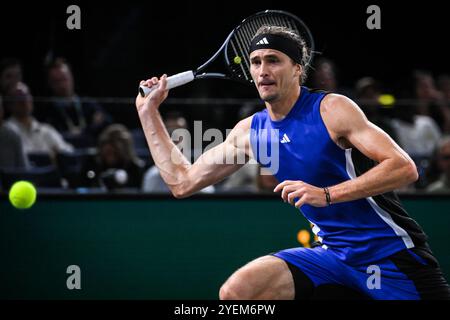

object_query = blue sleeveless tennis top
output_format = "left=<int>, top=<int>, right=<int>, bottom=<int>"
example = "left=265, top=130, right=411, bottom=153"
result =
left=250, top=86, right=427, bottom=265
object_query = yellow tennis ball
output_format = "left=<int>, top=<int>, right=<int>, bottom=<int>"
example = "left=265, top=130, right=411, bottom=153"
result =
left=378, top=94, right=396, bottom=107
left=9, top=181, right=37, bottom=209
left=233, top=56, right=242, bottom=64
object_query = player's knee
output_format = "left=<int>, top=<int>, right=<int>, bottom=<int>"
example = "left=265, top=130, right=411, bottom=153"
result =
left=219, top=283, right=237, bottom=300
left=219, top=276, right=252, bottom=300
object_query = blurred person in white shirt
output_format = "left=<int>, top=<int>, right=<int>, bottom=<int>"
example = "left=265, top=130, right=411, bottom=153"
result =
left=3, top=82, right=73, bottom=159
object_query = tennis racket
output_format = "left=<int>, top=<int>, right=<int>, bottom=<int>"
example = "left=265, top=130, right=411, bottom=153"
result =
left=139, top=10, right=314, bottom=97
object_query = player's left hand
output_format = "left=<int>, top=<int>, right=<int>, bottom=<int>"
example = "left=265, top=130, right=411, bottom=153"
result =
left=273, top=180, right=328, bottom=208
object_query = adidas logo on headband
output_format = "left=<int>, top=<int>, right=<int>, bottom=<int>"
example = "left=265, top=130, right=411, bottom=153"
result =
left=249, top=34, right=303, bottom=64
left=256, top=37, right=269, bottom=45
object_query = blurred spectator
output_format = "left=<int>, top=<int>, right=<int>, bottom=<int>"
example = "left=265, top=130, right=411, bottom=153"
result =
left=81, top=124, right=145, bottom=190
left=37, top=58, right=112, bottom=146
left=389, top=73, right=443, bottom=159
left=219, top=162, right=259, bottom=193
left=308, top=57, right=354, bottom=97
left=3, top=82, right=74, bottom=158
left=437, top=74, right=450, bottom=102
left=0, top=95, right=28, bottom=169
left=309, top=57, right=338, bottom=92
left=355, top=77, right=397, bottom=141
left=0, top=58, right=22, bottom=95
left=390, top=113, right=441, bottom=159
left=142, top=111, right=214, bottom=193
left=427, top=136, right=450, bottom=192
left=414, top=70, right=450, bottom=133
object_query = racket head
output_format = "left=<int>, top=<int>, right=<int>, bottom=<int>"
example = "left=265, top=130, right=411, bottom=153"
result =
left=224, top=10, right=315, bottom=85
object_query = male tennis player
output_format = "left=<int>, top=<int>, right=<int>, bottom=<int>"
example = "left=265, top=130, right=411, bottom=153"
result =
left=135, top=26, right=450, bottom=299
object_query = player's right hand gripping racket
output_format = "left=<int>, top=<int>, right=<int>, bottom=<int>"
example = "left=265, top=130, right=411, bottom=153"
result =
left=139, top=10, right=314, bottom=97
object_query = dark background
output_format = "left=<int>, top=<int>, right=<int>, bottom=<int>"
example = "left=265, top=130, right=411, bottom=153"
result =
left=1, top=1, right=448, bottom=99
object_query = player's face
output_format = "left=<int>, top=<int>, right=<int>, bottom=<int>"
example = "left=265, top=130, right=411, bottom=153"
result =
left=249, top=49, right=300, bottom=103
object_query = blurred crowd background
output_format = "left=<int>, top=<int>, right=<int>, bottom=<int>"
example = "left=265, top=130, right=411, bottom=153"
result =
left=1, top=1, right=449, bottom=194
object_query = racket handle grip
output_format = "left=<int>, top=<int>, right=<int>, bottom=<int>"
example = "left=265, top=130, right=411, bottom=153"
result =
left=139, top=71, right=195, bottom=97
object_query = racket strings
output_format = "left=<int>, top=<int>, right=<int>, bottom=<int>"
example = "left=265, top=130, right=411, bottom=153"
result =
left=225, top=12, right=314, bottom=84
left=228, top=18, right=266, bottom=82
left=229, top=40, right=248, bottom=79
left=235, top=20, right=260, bottom=79
left=234, top=30, right=252, bottom=77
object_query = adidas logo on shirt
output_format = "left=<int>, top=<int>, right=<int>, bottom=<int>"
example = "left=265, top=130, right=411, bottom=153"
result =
left=280, top=133, right=291, bottom=144
left=256, top=37, right=269, bottom=45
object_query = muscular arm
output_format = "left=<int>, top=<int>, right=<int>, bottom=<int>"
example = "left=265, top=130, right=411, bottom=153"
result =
left=136, top=76, right=252, bottom=198
left=322, top=94, right=419, bottom=203
left=275, top=93, right=419, bottom=208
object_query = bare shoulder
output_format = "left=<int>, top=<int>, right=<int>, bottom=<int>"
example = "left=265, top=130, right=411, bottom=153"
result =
left=321, top=93, right=365, bottom=118
left=320, top=93, right=368, bottom=136
left=227, top=115, right=254, bottom=139
left=234, top=114, right=254, bottom=131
